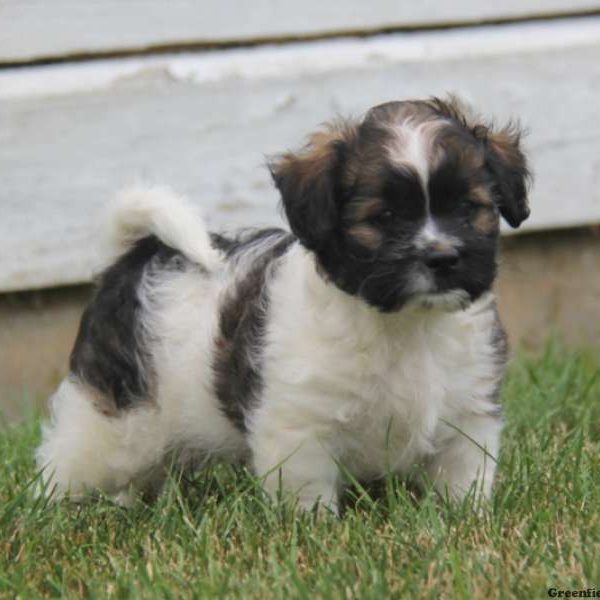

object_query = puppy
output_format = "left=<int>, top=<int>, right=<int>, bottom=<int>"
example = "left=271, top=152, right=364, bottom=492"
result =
left=36, top=97, right=530, bottom=513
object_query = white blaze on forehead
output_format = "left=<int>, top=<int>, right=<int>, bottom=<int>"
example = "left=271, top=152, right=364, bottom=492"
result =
left=386, top=119, right=444, bottom=209
left=402, top=126, right=430, bottom=189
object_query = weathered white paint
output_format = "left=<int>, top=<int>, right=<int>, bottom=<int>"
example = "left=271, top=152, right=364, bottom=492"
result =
left=1, top=19, right=599, bottom=292
left=1, top=0, right=597, bottom=63
left=2, top=17, right=600, bottom=101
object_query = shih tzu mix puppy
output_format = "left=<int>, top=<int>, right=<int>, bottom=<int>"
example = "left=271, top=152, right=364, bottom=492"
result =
left=36, top=97, right=530, bottom=513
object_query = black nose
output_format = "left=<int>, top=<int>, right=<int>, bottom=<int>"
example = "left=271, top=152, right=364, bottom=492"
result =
left=423, top=247, right=460, bottom=270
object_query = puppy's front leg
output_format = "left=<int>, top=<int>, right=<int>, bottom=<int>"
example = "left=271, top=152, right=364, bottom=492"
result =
left=426, top=413, right=502, bottom=505
left=250, top=424, right=340, bottom=515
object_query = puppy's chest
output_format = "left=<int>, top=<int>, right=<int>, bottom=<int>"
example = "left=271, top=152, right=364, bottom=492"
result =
left=332, top=342, right=460, bottom=474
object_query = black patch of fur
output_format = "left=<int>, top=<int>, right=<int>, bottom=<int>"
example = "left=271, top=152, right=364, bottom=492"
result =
left=381, top=166, right=426, bottom=221
left=210, top=228, right=290, bottom=260
left=212, top=229, right=294, bottom=432
left=489, top=305, right=509, bottom=415
left=70, top=236, right=185, bottom=413
left=209, top=232, right=239, bottom=256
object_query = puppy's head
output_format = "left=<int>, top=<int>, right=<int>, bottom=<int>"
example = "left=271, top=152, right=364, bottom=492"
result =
left=270, top=97, right=531, bottom=312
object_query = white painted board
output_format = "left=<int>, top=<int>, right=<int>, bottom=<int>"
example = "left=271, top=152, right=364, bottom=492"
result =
left=1, top=18, right=599, bottom=292
left=1, top=0, right=599, bottom=63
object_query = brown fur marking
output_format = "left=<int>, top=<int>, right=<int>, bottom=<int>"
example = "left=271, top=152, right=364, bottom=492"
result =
left=347, top=224, right=384, bottom=249
left=470, top=185, right=494, bottom=206
left=345, top=197, right=384, bottom=222
left=472, top=207, right=499, bottom=235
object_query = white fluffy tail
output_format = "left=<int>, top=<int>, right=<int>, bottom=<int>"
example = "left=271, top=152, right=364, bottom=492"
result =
left=106, top=185, right=220, bottom=270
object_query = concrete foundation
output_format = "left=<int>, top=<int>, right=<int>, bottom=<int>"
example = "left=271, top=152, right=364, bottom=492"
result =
left=496, top=227, right=600, bottom=350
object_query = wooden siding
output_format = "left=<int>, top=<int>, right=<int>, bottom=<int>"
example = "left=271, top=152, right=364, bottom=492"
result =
left=1, top=0, right=598, bottom=63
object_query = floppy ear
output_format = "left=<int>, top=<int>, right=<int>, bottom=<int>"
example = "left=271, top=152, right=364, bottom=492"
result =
left=482, top=124, right=532, bottom=228
left=269, top=121, right=357, bottom=251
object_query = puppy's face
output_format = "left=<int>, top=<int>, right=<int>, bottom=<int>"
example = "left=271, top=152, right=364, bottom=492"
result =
left=271, top=98, right=531, bottom=312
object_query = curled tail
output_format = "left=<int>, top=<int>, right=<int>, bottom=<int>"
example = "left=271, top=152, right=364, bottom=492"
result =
left=106, top=184, right=221, bottom=271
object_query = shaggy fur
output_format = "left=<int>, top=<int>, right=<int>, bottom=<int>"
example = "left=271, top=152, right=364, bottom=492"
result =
left=36, top=97, right=531, bottom=513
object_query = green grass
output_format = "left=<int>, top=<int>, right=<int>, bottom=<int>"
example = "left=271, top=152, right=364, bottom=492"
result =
left=2, top=344, right=600, bottom=599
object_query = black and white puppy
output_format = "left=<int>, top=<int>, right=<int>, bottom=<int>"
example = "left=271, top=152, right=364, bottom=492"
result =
left=37, top=97, right=530, bottom=513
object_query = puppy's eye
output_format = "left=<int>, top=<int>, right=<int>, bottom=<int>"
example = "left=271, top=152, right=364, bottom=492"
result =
left=374, top=209, right=395, bottom=223
left=459, top=199, right=480, bottom=215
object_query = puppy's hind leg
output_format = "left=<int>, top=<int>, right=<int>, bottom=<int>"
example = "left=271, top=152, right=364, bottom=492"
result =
left=36, top=378, right=168, bottom=503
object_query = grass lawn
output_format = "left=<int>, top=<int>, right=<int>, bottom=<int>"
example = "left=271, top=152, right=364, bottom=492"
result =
left=1, top=344, right=599, bottom=598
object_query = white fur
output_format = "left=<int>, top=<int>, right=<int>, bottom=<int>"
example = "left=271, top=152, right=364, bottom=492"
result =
left=37, top=188, right=503, bottom=512
left=409, top=289, right=471, bottom=311
left=250, top=247, right=501, bottom=511
left=106, top=184, right=221, bottom=270
left=36, top=379, right=169, bottom=501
